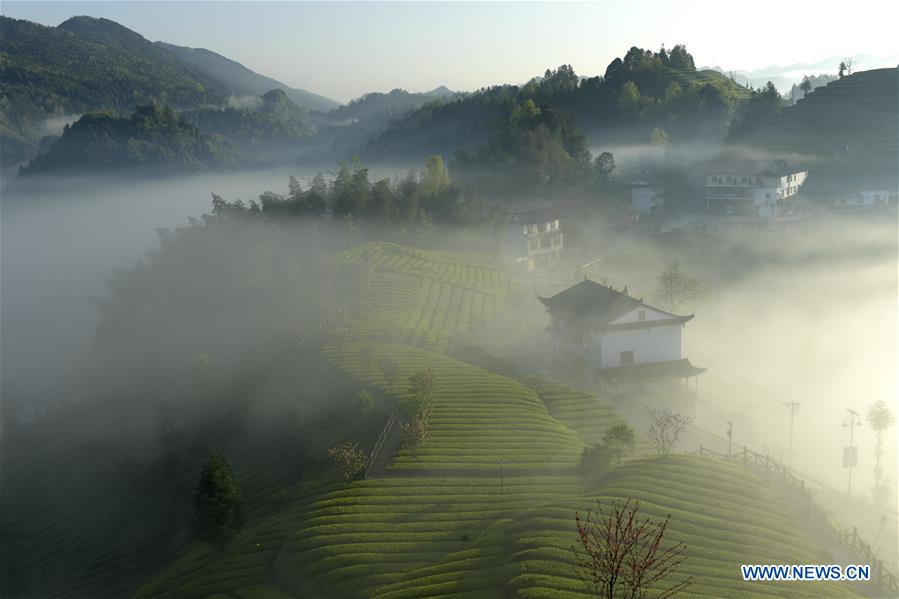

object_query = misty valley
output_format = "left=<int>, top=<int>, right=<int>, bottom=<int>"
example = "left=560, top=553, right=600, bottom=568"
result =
left=1, top=5, right=898, bottom=599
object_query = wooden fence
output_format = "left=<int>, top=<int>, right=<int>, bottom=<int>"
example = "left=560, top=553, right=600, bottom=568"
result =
left=691, top=445, right=899, bottom=595
left=364, top=410, right=399, bottom=479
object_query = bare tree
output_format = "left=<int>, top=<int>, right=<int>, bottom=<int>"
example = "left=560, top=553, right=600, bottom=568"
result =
left=653, top=261, right=703, bottom=312
left=573, top=498, right=692, bottom=599
left=646, top=409, right=693, bottom=455
left=843, top=57, right=854, bottom=75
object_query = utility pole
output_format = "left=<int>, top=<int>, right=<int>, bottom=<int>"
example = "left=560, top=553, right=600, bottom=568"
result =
left=726, top=420, right=733, bottom=458
left=783, top=402, right=801, bottom=467
left=845, top=409, right=860, bottom=498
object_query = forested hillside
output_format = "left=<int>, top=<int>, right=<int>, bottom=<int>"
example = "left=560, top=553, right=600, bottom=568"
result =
left=0, top=16, right=230, bottom=166
left=741, top=68, right=899, bottom=174
left=363, top=45, right=751, bottom=161
left=157, top=42, right=340, bottom=112
left=19, top=105, right=238, bottom=175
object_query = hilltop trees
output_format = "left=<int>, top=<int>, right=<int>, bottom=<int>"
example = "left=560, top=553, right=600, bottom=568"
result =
left=224, top=156, right=476, bottom=229
left=573, top=498, right=692, bottom=598
left=21, top=104, right=238, bottom=175
left=193, top=450, right=243, bottom=544
left=727, top=80, right=785, bottom=139
left=454, top=97, right=591, bottom=191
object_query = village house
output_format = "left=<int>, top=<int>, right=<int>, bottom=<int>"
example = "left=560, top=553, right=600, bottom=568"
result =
left=704, top=162, right=808, bottom=218
left=630, top=180, right=659, bottom=214
left=539, top=278, right=704, bottom=389
left=800, top=172, right=898, bottom=211
left=505, top=206, right=563, bottom=272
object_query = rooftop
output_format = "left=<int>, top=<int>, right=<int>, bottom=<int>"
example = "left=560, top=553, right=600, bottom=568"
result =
left=508, top=206, right=563, bottom=225
left=538, top=278, right=691, bottom=325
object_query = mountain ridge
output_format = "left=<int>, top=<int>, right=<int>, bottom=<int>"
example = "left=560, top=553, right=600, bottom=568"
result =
left=155, top=41, right=340, bottom=112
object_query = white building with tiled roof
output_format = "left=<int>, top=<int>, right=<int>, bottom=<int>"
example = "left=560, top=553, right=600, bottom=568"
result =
left=539, top=278, right=704, bottom=386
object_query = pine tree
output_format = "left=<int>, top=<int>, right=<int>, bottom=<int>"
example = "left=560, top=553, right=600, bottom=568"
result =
left=193, top=449, right=242, bottom=544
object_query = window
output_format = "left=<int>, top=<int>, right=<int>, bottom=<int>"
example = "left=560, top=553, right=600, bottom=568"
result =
left=726, top=175, right=733, bottom=183
left=554, top=219, right=560, bottom=229
left=528, top=239, right=538, bottom=251
left=522, top=225, right=528, bottom=235
left=539, top=237, right=550, bottom=249
left=551, top=234, right=561, bottom=246
left=620, top=350, right=634, bottom=365
left=766, top=193, right=772, bottom=200
left=638, top=310, right=646, bottom=321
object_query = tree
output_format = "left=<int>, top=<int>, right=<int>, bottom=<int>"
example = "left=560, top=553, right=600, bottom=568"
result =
left=646, top=409, right=693, bottom=455
left=573, top=498, right=692, bottom=598
left=617, top=81, right=641, bottom=114
left=668, top=44, right=695, bottom=70
left=356, top=390, right=375, bottom=415
left=378, top=354, right=401, bottom=387
left=402, top=368, right=436, bottom=419
left=649, top=127, right=669, bottom=146
left=866, top=400, right=895, bottom=499
left=799, top=76, right=813, bottom=98
left=603, top=423, right=636, bottom=466
left=842, top=57, right=854, bottom=76
left=653, top=260, right=703, bottom=312
left=578, top=444, right=613, bottom=481
left=400, top=416, right=430, bottom=449
left=397, top=368, right=437, bottom=449
left=193, top=449, right=243, bottom=544
left=327, top=442, right=366, bottom=481
left=838, top=61, right=846, bottom=78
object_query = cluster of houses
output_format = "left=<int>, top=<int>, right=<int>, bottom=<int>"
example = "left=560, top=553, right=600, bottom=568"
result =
left=502, top=156, right=894, bottom=270
left=629, top=158, right=896, bottom=231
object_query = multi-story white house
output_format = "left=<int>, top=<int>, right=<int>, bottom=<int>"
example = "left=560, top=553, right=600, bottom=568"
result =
left=539, top=278, right=704, bottom=387
left=506, top=207, right=563, bottom=271
left=705, top=166, right=807, bottom=218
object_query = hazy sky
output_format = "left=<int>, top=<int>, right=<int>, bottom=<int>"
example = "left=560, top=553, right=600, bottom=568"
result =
left=3, top=1, right=897, bottom=102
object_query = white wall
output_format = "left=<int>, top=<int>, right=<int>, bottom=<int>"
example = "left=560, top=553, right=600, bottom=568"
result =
left=598, top=324, right=683, bottom=368
left=609, top=306, right=672, bottom=324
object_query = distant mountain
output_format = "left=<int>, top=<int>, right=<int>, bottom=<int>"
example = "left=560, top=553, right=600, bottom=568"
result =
left=0, top=15, right=230, bottom=169
left=156, top=42, right=340, bottom=112
left=325, top=86, right=455, bottom=123
left=182, top=89, right=313, bottom=165
left=308, top=86, right=457, bottom=159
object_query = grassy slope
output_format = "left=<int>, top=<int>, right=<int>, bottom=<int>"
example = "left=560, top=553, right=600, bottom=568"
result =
left=132, top=242, right=856, bottom=598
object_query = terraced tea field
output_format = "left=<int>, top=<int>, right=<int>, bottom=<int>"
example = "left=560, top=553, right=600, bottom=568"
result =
left=13, top=242, right=860, bottom=598
left=334, top=243, right=512, bottom=349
